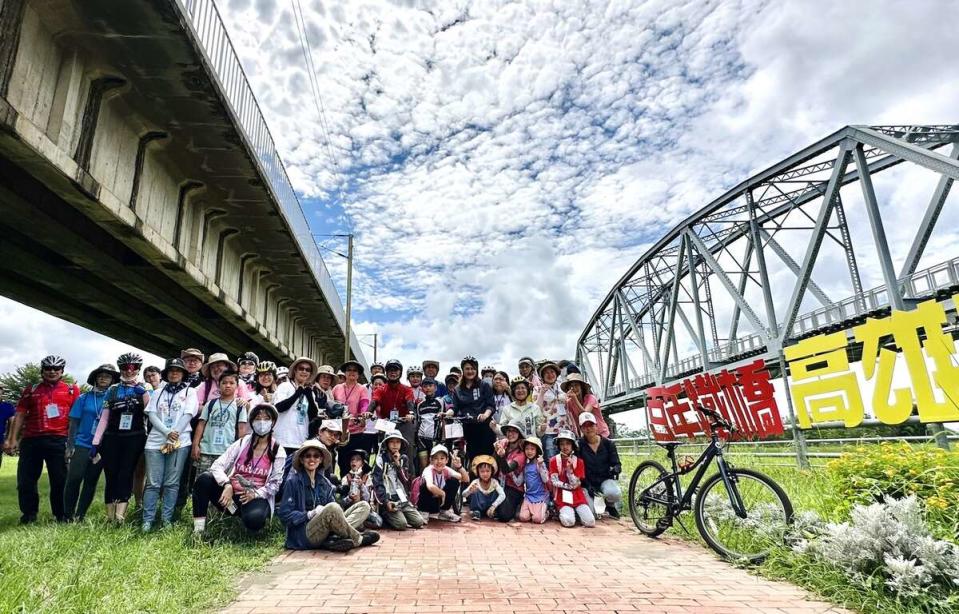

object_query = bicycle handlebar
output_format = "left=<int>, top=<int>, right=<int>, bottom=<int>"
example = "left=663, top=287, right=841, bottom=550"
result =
left=694, top=405, right=735, bottom=433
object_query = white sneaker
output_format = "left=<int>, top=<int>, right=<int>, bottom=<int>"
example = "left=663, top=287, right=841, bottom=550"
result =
left=428, top=513, right=440, bottom=520
left=438, top=510, right=461, bottom=523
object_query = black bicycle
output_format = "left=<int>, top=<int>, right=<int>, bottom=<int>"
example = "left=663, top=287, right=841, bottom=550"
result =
left=627, top=405, right=793, bottom=563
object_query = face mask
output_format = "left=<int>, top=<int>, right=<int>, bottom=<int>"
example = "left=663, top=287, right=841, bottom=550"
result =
left=482, top=377, right=493, bottom=385
left=252, top=420, right=273, bottom=436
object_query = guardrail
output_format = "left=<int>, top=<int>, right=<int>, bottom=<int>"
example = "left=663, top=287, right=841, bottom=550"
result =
left=174, top=0, right=364, bottom=361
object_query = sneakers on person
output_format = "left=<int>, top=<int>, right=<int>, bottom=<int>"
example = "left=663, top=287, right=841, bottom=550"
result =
left=141, top=522, right=152, bottom=533
left=428, top=513, right=440, bottom=520
left=607, top=506, right=621, bottom=520
left=437, top=510, right=461, bottom=522
left=321, top=535, right=355, bottom=552
left=471, top=510, right=482, bottom=521
left=359, top=531, right=381, bottom=547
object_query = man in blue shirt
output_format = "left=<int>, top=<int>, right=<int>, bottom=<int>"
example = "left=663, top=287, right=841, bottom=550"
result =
left=0, top=383, right=15, bottom=469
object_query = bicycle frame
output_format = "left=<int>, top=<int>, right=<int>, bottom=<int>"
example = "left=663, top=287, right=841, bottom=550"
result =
left=643, top=432, right=748, bottom=519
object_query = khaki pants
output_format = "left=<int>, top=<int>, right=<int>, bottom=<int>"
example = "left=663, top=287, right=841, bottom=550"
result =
left=306, top=503, right=362, bottom=546
left=344, top=501, right=371, bottom=530
left=383, top=500, right=425, bottom=530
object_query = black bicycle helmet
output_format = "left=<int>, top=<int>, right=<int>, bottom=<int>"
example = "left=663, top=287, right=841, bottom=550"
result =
left=40, top=355, right=66, bottom=369
left=384, top=359, right=403, bottom=372
left=116, top=352, right=143, bottom=368
left=461, top=355, right=478, bottom=369
left=238, top=351, right=259, bottom=365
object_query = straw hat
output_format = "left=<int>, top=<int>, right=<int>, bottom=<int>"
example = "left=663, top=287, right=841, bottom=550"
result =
left=201, top=352, right=236, bottom=378
left=560, top=373, right=591, bottom=395
left=288, top=357, right=318, bottom=378
left=292, top=439, right=332, bottom=471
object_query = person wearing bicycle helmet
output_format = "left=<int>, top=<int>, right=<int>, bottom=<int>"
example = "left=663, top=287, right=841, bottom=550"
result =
left=6, top=354, right=79, bottom=524
left=415, top=378, right=449, bottom=470
left=577, top=413, right=621, bottom=520
left=90, top=352, right=151, bottom=523
left=517, top=357, right=542, bottom=392
left=407, top=365, right=425, bottom=404
left=462, top=455, right=505, bottom=521
left=276, top=366, right=289, bottom=385
left=251, top=361, right=278, bottom=405
left=369, top=359, right=415, bottom=444
left=237, top=352, right=260, bottom=386
left=480, top=365, right=497, bottom=385
left=448, top=356, right=496, bottom=459
left=366, top=361, right=385, bottom=392
left=549, top=430, right=594, bottom=528
left=516, top=436, right=550, bottom=524
left=442, top=373, right=459, bottom=406
left=421, top=360, right=447, bottom=396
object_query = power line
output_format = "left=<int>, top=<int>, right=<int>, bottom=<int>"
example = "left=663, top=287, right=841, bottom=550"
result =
left=290, top=0, right=353, bottom=234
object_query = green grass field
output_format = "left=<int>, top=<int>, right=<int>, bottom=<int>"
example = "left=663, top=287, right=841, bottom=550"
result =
left=0, top=457, right=282, bottom=614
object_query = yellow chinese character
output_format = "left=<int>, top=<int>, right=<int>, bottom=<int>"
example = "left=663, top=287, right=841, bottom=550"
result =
left=853, top=297, right=959, bottom=424
left=784, top=331, right=864, bottom=428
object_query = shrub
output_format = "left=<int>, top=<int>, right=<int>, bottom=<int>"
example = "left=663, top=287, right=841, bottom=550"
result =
left=825, top=442, right=959, bottom=537
left=791, top=496, right=959, bottom=606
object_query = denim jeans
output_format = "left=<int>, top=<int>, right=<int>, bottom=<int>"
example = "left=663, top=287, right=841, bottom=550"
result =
left=585, top=478, right=622, bottom=514
left=143, top=446, right=189, bottom=525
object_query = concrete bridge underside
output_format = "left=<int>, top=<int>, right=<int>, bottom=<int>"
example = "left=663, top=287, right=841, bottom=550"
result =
left=0, top=0, right=363, bottom=367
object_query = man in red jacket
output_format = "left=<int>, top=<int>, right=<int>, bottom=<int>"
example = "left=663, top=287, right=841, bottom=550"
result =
left=3, top=355, right=80, bottom=524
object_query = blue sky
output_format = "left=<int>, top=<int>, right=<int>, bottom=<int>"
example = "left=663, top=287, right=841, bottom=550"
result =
left=2, top=0, right=958, bottom=430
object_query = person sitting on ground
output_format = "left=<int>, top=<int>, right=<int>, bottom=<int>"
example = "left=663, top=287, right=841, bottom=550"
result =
left=371, top=431, right=425, bottom=530
left=493, top=419, right=527, bottom=522
left=515, top=436, right=550, bottom=524
left=577, top=413, right=622, bottom=519
left=562, top=374, right=610, bottom=438
left=417, top=444, right=469, bottom=523
left=278, top=439, right=380, bottom=551
left=192, top=404, right=285, bottom=535
left=191, top=370, right=249, bottom=475
left=340, top=449, right=382, bottom=529
left=313, top=418, right=350, bottom=480
left=415, top=378, right=449, bottom=470
left=549, top=430, right=595, bottom=528
left=462, top=455, right=505, bottom=521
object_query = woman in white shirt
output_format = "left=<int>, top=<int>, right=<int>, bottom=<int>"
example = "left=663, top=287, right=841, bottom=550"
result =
left=272, top=357, right=326, bottom=455
left=142, top=358, right=198, bottom=531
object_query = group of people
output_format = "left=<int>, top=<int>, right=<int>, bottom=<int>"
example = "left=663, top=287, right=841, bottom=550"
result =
left=1, top=350, right=623, bottom=551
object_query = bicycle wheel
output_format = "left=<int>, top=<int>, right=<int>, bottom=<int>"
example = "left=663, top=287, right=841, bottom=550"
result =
left=628, top=460, right=675, bottom=537
left=694, top=467, right=793, bottom=563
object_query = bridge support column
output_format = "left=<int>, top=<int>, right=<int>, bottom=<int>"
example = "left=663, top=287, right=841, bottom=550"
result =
left=776, top=350, right=810, bottom=470
left=0, top=0, right=27, bottom=97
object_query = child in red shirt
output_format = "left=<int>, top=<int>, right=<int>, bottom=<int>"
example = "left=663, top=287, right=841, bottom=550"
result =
left=548, top=430, right=595, bottom=528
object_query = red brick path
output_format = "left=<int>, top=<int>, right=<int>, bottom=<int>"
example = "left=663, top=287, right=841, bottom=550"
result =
left=223, top=519, right=848, bottom=614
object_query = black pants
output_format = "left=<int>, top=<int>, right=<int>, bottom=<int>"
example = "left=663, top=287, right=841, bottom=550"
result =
left=496, top=486, right=524, bottom=522
left=101, top=432, right=146, bottom=503
left=63, top=447, right=103, bottom=520
left=174, top=459, right=196, bottom=513
left=192, top=471, right=271, bottom=532
left=417, top=478, right=460, bottom=514
left=349, top=433, right=378, bottom=455
left=17, top=435, right=68, bottom=521
left=464, top=420, right=495, bottom=461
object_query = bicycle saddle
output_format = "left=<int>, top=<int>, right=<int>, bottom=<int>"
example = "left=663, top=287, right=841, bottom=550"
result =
left=654, top=441, right=682, bottom=451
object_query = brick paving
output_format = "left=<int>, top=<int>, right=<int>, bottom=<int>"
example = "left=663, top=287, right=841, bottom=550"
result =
left=222, top=518, right=848, bottom=614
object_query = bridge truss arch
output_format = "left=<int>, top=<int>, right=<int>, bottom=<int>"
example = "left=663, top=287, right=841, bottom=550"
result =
left=577, top=125, right=959, bottom=414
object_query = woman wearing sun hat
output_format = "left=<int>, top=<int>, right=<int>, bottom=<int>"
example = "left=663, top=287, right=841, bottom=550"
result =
left=63, top=363, right=119, bottom=521
left=561, top=373, right=610, bottom=438
left=335, top=359, right=374, bottom=457
left=273, top=357, right=326, bottom=455
left=141, top=358, right=199, bottom=531
left=314, top=365, right=337, bottom=405
left=278, top=439, right=380, bottom=551
left=196, top=352, right=253, bottom=406
left=535, top=362, right=570, bottom=459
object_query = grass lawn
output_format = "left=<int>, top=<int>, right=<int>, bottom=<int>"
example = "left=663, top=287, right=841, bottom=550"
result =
left=0, top=457, right=283, bottom=613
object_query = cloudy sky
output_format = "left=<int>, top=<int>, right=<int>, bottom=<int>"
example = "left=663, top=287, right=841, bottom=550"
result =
left=2, top=0, right=957, bottom=427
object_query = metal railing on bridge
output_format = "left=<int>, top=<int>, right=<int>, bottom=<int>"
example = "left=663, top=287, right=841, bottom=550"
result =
left=174, top=0, right=359, bottom=355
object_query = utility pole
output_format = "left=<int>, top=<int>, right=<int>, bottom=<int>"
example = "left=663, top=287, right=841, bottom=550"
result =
left=373, top=332, right=377, bottom=363
left=343, top=233, right=353, bottom=364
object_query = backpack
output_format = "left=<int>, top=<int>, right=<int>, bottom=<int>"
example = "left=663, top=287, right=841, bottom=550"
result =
left=409, top=475, right=424, bottom=507
left=203, top=398, right=243, bottom=440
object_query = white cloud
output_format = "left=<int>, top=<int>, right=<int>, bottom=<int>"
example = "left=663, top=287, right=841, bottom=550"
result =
left=4, top=0, right=958, bottom=414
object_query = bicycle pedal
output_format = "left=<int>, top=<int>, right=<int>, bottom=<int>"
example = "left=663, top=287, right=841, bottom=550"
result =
left=655, top=517, right=673, bottom=530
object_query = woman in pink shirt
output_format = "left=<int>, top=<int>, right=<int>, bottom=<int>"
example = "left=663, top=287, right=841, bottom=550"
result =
left=333, top=360, right=373, bottom=455
left=561, top=374, right=610, bottom=438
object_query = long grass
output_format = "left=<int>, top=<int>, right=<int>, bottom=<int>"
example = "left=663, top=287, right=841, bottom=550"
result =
left=0, top=457, right=281, bottom=613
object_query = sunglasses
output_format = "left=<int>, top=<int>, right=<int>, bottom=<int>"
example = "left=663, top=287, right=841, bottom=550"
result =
left=295, top=365, right=313, bottom=372
left=239, top=360, right=256, bottom=366
left=41, top=366, right=63, bottom=372
left=301, top=453, right=321, bottom=460
left=120, top=364, right=140, bottom=371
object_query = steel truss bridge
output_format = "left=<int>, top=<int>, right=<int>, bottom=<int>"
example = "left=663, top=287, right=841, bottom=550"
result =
left=577, top=125, right=959, bottom=415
